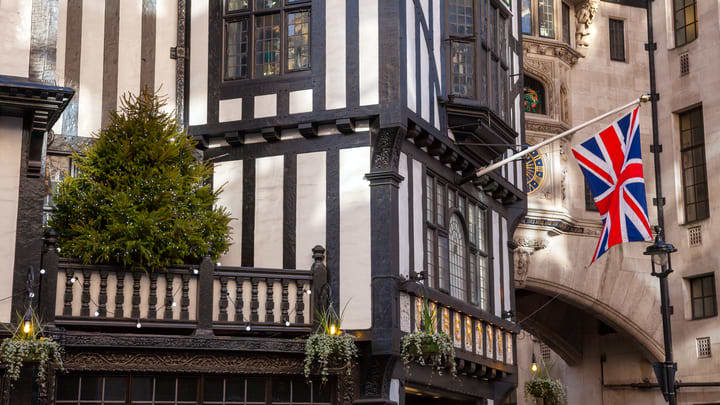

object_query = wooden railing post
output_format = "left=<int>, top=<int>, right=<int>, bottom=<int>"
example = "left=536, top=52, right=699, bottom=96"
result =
left=195, top=255, right=214, bottom=335
left=39, top=230, right=58, bottom=324
left=311, top=245, right=328, bottom=328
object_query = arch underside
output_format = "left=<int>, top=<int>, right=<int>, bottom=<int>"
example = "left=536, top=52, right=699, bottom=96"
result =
left=516, top=277, right=664, bottom=366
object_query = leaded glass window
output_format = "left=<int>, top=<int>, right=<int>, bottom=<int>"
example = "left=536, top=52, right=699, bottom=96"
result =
left=451, top=42, right=475, bottom=98
left=436, top=183, right=445, bottom=227
left=225, top=19, right=249, bottom=80
left=521, top=0, right=532, bottom=34
left=426, top=229, right=435, bottom=288
left=448, top=0, right=474, bottom=35
left=478, top=255, right=489, bottom=311
left=538, top=0, right=554, bottom=38
left=223, top=0, right=311, bottom=80
left=287, top=11, right=310, bottom=71
left=438, top=235, right=449, bottom=291
left=477, top=207, right=487, bottom=252
left=449, top=215, right=467, bottom=300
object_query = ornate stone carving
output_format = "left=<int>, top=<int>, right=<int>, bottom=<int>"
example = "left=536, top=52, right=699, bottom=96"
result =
left=560, top=84, right=569, bottom=123
left=561, top=168, right=568, bottom=202
left=523, top=37, right=583, bottom=66
left=525, top=119, right=570, bottom=135
left=399, top=293, right=411, bottom=333
left=513, top=238, right=549, bottom=286
left=371, top=127, right=405, bottom=171
left=575, top=0, right=600, bottom=52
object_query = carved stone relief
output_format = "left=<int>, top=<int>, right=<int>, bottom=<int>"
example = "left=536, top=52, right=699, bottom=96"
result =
left=513, top=238, right=549, bottom=286
left=575, top=0, right=600, bottom=53
left=399, top=293, right=411, bottom=333
left=523, top=37, right=582, bottom=67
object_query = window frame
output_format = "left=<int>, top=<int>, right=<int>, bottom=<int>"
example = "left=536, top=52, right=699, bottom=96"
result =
left=537, top=0, right=555, bottom=39
left=609, top=18, right=626, bottom=62
left=689, top=273, right=717, bottom=320
left=561, top=2, right=571, bottom=44
left=425, top=171, right=491, bottom=312
left=673, top=0, right=697, bottom=47
left=223, top=0, right=312, bottom=82
left=446, top=0, right=478, bottom=99
left=679, top=106, right=709, bottom=223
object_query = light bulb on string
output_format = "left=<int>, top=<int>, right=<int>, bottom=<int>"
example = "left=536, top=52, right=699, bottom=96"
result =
left=23, top=321, right=32, bottom=334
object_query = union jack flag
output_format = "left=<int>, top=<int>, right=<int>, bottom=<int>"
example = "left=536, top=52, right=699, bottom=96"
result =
left=571, top=107, right=652, bottom=264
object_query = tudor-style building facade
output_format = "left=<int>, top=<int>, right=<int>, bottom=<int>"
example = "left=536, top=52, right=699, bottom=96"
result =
left=1, top=0, right=526, bottom=404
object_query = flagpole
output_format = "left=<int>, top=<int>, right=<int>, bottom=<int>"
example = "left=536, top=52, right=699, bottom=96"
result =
left=470, top=94, right=651, bottom=179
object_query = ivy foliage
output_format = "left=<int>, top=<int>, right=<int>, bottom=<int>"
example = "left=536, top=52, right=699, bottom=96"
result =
left=304, top=303, right=358, bottom=383
left=0, top=311, right=64, bottom=394
left=49, top=89, right=231, bottom=270
left=400, top=297, right=456, bottom=375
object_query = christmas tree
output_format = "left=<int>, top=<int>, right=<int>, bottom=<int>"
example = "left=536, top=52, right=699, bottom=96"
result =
left=50, top=89, right=231, bottom=270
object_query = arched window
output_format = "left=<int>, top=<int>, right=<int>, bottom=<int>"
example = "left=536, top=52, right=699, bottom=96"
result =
left=448, top=214, right=466, bottom=300
left=524, top=76, right=546, bottom=114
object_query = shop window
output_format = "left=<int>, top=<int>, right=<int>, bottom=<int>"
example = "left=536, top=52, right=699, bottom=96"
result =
left=523, top=76, right=546, bottom=114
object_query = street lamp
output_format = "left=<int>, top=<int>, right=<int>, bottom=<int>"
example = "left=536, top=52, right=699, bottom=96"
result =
left=644, top=228, right=678, bottom=405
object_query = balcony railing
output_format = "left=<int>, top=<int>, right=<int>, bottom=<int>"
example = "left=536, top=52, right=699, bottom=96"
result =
left=400, top=281, right=519, bottom=377
left=39, top=233, right=328, bottom=335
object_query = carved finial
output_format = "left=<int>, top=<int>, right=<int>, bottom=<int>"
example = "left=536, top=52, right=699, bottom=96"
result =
left=312, top=245, right=326, bottom=263
left=44, top=229, right=58, bottom=249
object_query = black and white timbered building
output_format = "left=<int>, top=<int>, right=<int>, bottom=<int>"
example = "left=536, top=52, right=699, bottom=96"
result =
left=3, top=0, right=526, bottom=403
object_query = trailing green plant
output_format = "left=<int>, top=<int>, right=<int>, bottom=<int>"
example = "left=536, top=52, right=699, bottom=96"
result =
left=524, top=362, right=566, bottom=404
left=400, top=297, right=456, bottom=375
left=303, top=302, right=358, bottom=383
left=49, top=89, right=232, bottom=271
left=0, top=310, right=64, bottom=393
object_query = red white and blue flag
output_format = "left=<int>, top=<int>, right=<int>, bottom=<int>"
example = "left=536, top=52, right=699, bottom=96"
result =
left=571, top=107, right=653, bottom=264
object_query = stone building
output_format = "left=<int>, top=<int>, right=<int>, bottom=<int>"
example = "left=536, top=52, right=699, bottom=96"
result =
left=514, top=0, right=720, bottom=403
left=0, top=0, right=528, bottom=404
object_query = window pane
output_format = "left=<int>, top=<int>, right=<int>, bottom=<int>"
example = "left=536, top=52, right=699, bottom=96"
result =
left=704, top=297, right=715, bottom=316
left=155, top=377, right=176, bottom=401
left=448, top=0, right=474, bottom=35
left=177, top=377, right=197, bottom=401
left=272, top=377, right=291, bottom=402
left=227, top=0, right=248, bottom=11
left=477, top=208, right=486, bottom=251
left=256, top=0, right=280, bottom=9
left=451, top=42, right=475, bottom=98
left=468, top=204, right=476, bottom=245
left=225, top=20, right=248, bottom=80
left=131, top=377, right=154, bottom=401
left=247, top=378, right=266, bottom=402
left=314, top=378, right=331, bottom=402
left=538, top=0, right=554, bottom=38
left=426, top=229, right=435, bottom=288
left=449, top=215, right=466, bottom=301
left=426, top=175, right=434, bottom=224
left=676, top=26, right=686, bottom=46
left=293, top=377, right=312, bottom=402
left=562, top=2, right=570, bottom=44
left=478, top=256, right=489, bottom=311
left=469, top=253, right=477, bottom=304
left=609, top=19, right=625, bottom=61
left=102, top=377, right=125, bottom=401
left=693, top=298, right=704, bottom=318
left=287, top=11, right=310, bottom=71
left=226, top=377, right=245, bottom=402
left=448, top=189, right=455, bottom=208
left=692, top=278, right=703, bottom=298
left=438, top=235, right=449, bottom=291
left=255, top=14, right=281, bottom=78
left=488, top=6, right=497, bottom=49
left=203, top=377, right=224, bottom=402
left=80, top=376, right=103, bottom=400
left=57, top=376, right=80, bottom=401
left=436, top=183, right=445, bottom=226
left=521, top=0, right=532, bottom=34
left=702, top=276, right=714, bottom=296
left=686, top=23, right=696, bottom=42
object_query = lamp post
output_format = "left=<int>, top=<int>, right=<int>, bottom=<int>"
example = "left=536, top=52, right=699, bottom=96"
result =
left=644, top=229, right=677, bottom=404
left=645, top=0, right=678, bottom=403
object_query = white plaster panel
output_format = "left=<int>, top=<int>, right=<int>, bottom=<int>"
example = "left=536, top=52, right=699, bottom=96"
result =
left=398, top=153, right=409, bottom=278
left=492, top=211, right=502, bottom=317
left=432, top=0, right=441, bottom=94
left=325, top=0, right=346, bottom=110
left=219, top=98, right=243, bottom=123
left=420, top=29, right=430, bottom=122
left=502, top=217, right=511, bottom=313
left=78, top=0, right=105, bottom=137
left=254, top=94, right=277, bottom=119
left=53, top=0, right=69, bottom=134
left=117, top=0, right=143, bottom=107
left=155, top=0, right=178, bottom=116
left=289, top=89, right=313, bottom=115
left=0, top=118, right=22, bottom=323
left=399, top=293, right=411, bottom=333
left=412, top=160, right=424, bottom=273
left=358, top=0, right=379, bottom=106
left=254, top=155, right=284, bottom=268
left=339, top=147, right=371, bottom=330
left=214, top=160, right=243, bottom=266
left=0, top=0, right=31, bottom=77
left=406, top=0, right=416, bottom=112
left=189, top=0, right=208, bottom=125
left=296, top=152, right=326, bottom=270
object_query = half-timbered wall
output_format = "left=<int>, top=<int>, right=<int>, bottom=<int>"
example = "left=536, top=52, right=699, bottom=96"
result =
left=49, top=0, right=179, bottom=137
left=213, top=140, right=372, bottom=330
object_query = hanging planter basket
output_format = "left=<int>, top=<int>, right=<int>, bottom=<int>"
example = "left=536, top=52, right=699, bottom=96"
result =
left=400, top=331, right=456, bottom=375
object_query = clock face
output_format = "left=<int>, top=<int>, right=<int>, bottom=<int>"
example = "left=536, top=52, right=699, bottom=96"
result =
left=525, top=150, right=546, bottom=193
